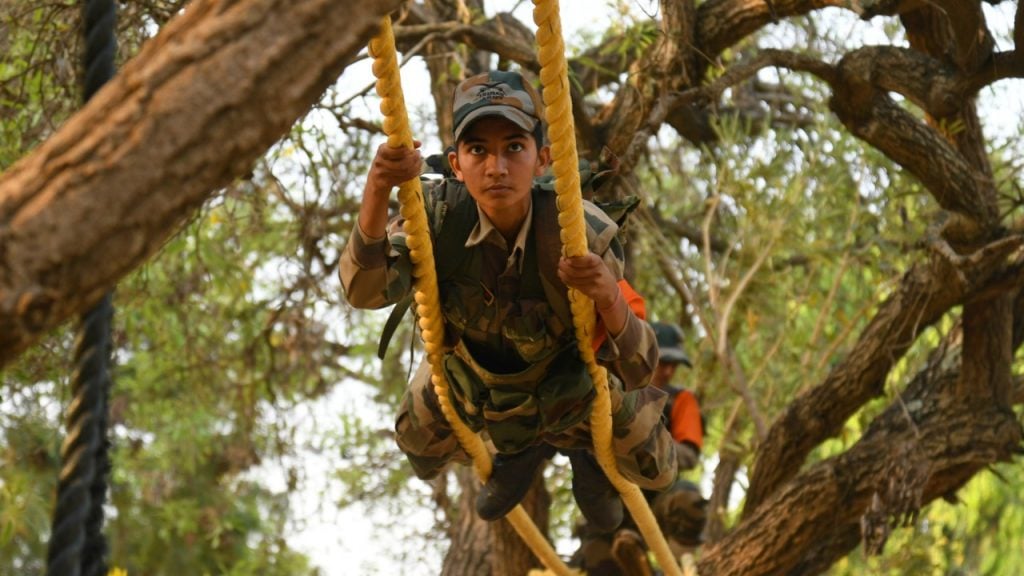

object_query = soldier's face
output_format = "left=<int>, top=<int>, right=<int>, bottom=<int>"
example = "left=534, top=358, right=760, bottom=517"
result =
left=653, top=361, right=679, bottom=388
left=449, top=116, right=550, bottom=226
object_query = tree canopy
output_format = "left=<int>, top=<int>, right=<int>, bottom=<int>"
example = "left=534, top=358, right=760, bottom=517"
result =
left=2, top=0, right=1023, bottom=575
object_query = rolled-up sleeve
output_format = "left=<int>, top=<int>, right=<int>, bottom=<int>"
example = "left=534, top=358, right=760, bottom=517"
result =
left=601, top=314, right=657, bottom=390
left=585, top=202, right=658, bottom=390
left=339, top=219, right=409, bottom=310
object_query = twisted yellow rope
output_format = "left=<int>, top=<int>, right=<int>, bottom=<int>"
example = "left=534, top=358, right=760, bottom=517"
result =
left=368, top=16, right=573, bottom=576
left=531, top=1, right=684, bottom=575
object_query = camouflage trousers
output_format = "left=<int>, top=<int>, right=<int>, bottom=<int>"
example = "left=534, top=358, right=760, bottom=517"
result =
left=395, top=359, right=678, bottom=490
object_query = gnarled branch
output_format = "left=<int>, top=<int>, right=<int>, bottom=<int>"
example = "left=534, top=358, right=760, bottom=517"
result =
left=0, top=0, right=401, bottom=368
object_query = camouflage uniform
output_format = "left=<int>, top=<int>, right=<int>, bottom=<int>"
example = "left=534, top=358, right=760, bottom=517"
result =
left=339, top=177, right=677, bottom=490
left=572, top=322, right=708, bottom=574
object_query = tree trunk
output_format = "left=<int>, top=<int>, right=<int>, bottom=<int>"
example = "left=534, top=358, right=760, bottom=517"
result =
left=0, top=0, right=402, bottom=367
left=442, top=467, right=493, bottom=576
left=441, top=464, right=551, bottom=576
left=493, top=468, right=551, bottom=576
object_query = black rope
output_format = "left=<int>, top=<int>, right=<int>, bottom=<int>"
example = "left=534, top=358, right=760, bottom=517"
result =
left=82, top=0, right=117, bottom=101
left=46, top=2, right=117, bottom=576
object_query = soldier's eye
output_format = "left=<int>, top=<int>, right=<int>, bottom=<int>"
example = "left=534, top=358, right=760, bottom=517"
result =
left=468, top=144, right=486, bottom=155
left=508, top=142, right=525, bottom=153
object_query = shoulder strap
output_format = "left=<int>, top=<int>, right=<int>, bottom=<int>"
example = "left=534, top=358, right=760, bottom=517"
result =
left=377, top=179, right=478, bottom=359
left=531, top=181, right=643, bottom=336
left=531, top=186, right=574, bottom=329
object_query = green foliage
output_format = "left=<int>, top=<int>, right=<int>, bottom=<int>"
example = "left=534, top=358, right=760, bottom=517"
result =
left=0, top=382, right=61, bottom=575
left=635, top=101, right=915, bottom=410
left=0, top=2, right=77, bottom=167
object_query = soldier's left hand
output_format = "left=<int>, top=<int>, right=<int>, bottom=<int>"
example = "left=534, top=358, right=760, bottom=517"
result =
left=558, top=253, right=618, bottom=310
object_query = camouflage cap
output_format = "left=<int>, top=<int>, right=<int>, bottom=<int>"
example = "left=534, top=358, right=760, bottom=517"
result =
left=452, top=70, right=544, bottom=142
left=652, top=322, right=692, bottom=367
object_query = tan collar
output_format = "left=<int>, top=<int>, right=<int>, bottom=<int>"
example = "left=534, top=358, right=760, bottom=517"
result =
left=465, top=200, right=534, bottom=271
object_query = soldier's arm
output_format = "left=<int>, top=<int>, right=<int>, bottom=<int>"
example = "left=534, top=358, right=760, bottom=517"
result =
left=597, top=279, right=658, bottom=390
left=339, top=142, right=421, bottom=309
left=558, top=254, right=657, bottom=391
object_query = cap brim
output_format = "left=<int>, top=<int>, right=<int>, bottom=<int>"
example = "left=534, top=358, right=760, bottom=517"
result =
left=660, top=348, right=692, bottom=367
left=453, top=105, right=537, bottom=141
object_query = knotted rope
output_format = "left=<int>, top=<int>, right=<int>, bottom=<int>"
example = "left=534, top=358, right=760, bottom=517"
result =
left=531, top=1, right=682, bottom=574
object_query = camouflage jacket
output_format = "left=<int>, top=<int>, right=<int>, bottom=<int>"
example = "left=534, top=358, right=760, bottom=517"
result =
left=340, top=178, right=657, bottom=451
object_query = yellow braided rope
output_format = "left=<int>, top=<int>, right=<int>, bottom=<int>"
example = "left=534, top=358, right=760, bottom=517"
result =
left=531, top=2, right=684, bottom=575
left=368, top=17, right=573, bottom=576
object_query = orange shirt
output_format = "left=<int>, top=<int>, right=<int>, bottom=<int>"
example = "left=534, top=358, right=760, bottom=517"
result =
left=669, top=389, right=703, bottom=450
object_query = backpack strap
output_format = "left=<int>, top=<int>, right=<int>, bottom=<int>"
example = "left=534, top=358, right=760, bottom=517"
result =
left=531, top=178, right=642, bottom=335
left=377, top=291, right=415, bottom=359
left=377, top=179, right=478, bottom=359
left=530, top=187, right=574, bottom=329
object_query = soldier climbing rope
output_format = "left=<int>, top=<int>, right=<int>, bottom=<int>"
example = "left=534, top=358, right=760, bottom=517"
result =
left=367, top=2, right=685, bottom=575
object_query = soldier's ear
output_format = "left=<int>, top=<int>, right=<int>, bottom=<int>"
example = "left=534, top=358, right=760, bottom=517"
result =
left=448, top=147, right=465, bottom=181
left=535, top=145, right=551, bottom=176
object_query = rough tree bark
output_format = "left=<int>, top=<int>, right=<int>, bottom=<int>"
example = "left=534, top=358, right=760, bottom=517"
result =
left=442, top=467, right=493, bottom=576
left=705, top=287, right=1024, bottom=574
left=0, top=0, right=402, bottom=367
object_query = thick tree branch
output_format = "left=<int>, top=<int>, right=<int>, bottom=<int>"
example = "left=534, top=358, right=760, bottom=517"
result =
left=0, top=0, right=402, bottom=367
left=702, top=404, right=1020, bottom=575
left=837, top=46, right=964, bottom=116
left=673, top=43, right=1004, bottom=275
left=678, top=48, right=838, bottom=106
left=867, top=1, right=994, bottom=72
left=1017, top=0, right=1024, bottom=51
left=930, top=0, right=993, bottom=72
left=676, top=46, right=997, bottom=223
left=831, top=62, right=997, bottom=232
left=744, top=235, right=1024, bottom=514
left=962, top=50, right=1024, bottom=94
left=695, top=0, right=856, bottom=67
left=771, top=286, right=1024, bottom=573
left=708, top=287, right=1024, bottom=573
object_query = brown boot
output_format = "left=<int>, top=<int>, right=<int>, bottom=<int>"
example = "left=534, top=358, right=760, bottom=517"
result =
left=611, top=528, right=652, bottom=576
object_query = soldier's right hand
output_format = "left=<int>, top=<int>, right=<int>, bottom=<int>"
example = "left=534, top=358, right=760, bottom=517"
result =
left=366, top=141, right=422, bottom=197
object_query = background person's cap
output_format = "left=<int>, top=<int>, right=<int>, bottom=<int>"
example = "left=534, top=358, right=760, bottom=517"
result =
left=452, top=70, right=543, bottom=142
left=652, top=322, right=692, bottom=367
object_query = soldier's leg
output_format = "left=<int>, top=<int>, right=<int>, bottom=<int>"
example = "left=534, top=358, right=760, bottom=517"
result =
left=571, top=518, right=624, bottom=576
left=395, top=359, right=469, bottom=480
left=611, top=528, right=653, bottom=576
left=609, top=380, right=678, bottom=490
left=545, top=377, right=676, bottom=490
left=651, top=480, right=708, bottom=551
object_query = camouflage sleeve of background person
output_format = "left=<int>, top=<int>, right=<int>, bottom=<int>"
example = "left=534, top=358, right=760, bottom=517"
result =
left=582, top=200, right=659, bottom=392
